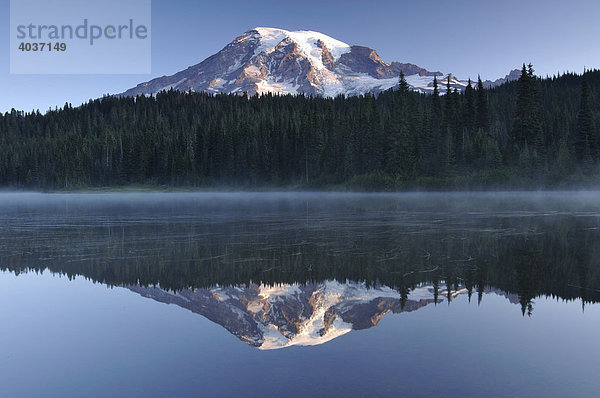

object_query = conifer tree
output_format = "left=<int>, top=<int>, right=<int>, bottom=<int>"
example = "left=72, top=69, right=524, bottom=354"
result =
left=464, top=78, right=475, bottom=135
left=576, top=71, right=594, bottom=162
left=511, top=64, right=531, bottom=148
left=398, top=71, right=409, bottom=94
left=476, top=76, right=489, bottom=132
left=511, top=63, right=545, bottom=162
left=387, top=72, right=410, bottom=175
left=439, top=77, right=456, bottom=174
left=432, top=75, right=441, bottom=114
left=429, top=75, right=442, bottom=174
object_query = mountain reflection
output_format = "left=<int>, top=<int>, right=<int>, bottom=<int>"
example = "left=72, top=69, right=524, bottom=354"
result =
left=128, top=281, right=481, bottom=349
left=1, top=192, right=600, bottom=340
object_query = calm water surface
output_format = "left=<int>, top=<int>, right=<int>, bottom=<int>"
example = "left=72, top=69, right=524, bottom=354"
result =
left=1, top=192, right=599, bottom=397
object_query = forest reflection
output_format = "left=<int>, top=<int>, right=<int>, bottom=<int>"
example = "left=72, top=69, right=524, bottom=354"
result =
left=1, top=192, right=599, bottom=317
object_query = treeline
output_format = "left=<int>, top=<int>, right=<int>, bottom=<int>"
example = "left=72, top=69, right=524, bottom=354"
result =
left=0, top=65, right=599, bottom=189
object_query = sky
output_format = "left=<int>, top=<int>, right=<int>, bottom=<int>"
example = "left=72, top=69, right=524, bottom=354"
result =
left=1, top=0, right=600, bottom=113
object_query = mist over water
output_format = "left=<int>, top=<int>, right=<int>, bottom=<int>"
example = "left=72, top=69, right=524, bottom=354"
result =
left=1, top=191, right=600, bottom=397
left=2, top=191, right=600, bottom=297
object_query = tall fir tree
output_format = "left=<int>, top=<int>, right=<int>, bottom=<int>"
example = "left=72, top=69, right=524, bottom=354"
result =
left=511, top=63, right=531, bottom=148
left=441, top=76, right=456, bottom=173
left=575, top=71, right=595, bottom=162
left=476, top=76, right=489, bottom=132
left=510, top=63, right=545, bottom=163
left=386, top=72, right=411, bottom=176
left=526, top=63, right=546, bottom=164
left=398, top=71, right=410, bottom=94
left=464, top=78, right=475, bottom=135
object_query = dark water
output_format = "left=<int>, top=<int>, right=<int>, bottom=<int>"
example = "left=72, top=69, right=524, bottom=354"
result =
left=1, top=192, right=599, bottom=397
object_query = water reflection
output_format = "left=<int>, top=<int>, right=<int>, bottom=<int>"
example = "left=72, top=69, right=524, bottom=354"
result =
left=1, top=192, right=599, bottom=341
left=128, top=280, right=519, bottom=349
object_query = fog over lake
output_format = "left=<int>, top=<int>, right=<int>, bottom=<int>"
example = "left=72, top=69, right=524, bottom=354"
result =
left=1, top=191, right=599, bottom=397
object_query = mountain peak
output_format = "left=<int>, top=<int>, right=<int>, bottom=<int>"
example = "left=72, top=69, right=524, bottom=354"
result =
left=246, top=27, right=352, bottom=64
left=120, top=28, right=508, bottom=98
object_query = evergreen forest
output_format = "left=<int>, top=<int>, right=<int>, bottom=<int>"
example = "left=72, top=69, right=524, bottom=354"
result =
left=1, top=64, right=599, bottom=190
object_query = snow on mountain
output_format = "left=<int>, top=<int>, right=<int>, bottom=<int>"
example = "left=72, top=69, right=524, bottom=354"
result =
left=120, top=27, right=490, bottom=98
left=252, top=27, right=351, bottom=63
left=127, top=280, right=470, bottom=350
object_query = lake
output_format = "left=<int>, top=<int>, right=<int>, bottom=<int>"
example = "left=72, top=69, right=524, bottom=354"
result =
left=1, top=192, right=599, bottom=397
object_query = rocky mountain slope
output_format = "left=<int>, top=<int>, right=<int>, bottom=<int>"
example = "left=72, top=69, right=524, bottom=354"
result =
left=121, top=27, right=514, bottom=98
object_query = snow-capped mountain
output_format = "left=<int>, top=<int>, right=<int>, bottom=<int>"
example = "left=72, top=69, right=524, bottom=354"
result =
left=121, top=27, right=483, bottom=98
left=128, top=280, right=467, bottom=350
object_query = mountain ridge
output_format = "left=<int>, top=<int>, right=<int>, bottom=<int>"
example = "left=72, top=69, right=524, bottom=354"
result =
left=121, top=27, right=518, bottom=98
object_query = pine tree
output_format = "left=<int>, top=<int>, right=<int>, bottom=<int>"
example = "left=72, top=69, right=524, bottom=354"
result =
left=464, top=78, right=475, bottom=135
left=430, top=75, right=442, bottom=175
left=511, top=64, right=531, bottom=148
left=476, top=76, right=489, bottom=132
left=511, top=63, right=545, bottom=162
left=432, top=75, right=441, bottom=114
left=576, top=71, right=594, bottom=162
left=387, top=72, right=410, bottom=175
left=398, top=71, right=409, bottom=94
left=443, top=75, right=454, bottom=132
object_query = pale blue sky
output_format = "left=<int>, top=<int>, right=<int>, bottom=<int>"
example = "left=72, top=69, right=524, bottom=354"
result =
left=2, top=0, right=599, bottom=113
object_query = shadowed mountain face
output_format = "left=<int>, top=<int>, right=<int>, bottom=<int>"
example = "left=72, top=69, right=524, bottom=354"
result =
left=121, top=27, right=490, bottom=98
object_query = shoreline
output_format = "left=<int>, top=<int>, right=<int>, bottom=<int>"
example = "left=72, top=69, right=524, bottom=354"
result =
left=2, top=187, right=600, bottom=195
